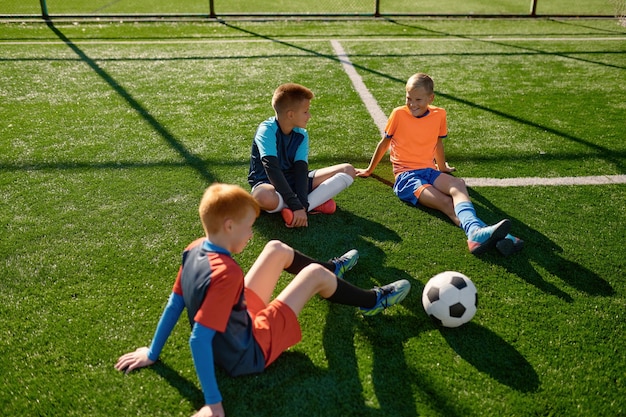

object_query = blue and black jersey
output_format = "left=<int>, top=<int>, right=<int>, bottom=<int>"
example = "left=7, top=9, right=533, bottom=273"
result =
left=248, top=117, right=311, bottom=211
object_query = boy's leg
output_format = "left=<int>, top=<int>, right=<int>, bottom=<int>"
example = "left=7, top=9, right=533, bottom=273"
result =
left=307, top=164, right=356, bottom=211
left=254, top=266, right=409, bottom=370
left=432, top=172, right=472, bottom=207
left=245, top=241, right=361, bottom=303
left=496, top=234, right=525, bottom=256
left=275, top=264, right=409, bottom=316
left=415, top=186, right=459, bottom=225
left=244, top=240, right=294, bottom=304
left=286, top=248, right=359, bottom=280
left=311, top=163, right=356, bottom=188
left=432, top=173, right=511, bottom=254
left=275, top=264, right=339, bottom=315
left=251, top=183, right=285, bottom=213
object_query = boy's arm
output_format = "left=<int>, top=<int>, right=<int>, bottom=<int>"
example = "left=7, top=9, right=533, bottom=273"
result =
left=147, top=291, right=186, bottom=361
left=433, top=138, right=449, bottom=173
left=261, top=155, right=306, bottom=211
left=189, top=322, right=223, bottom=406
left=115, top=292, right=185, bottom=373
left=356, top=136, right=391, bottom=177
left=292, top=159, right=309, bottom=210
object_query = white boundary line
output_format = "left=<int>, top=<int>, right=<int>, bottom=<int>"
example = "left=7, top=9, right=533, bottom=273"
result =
left=463, top=175, right=626, bottom=187
left=4, top=35, right=624, bottom=186
left=2, top=36, right=626, bottom=46
left=331, top=40, right=387, bottom=136
left=330, top=39, right=626, bottom=187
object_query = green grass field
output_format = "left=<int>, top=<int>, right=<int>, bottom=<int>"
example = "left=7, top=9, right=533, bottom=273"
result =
left=1, top=17, right=625, bottom=417
left=0, top=0, right=619, bottom=16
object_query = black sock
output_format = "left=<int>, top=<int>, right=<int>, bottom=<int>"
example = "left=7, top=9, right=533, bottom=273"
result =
left=285, top=250, right=335, bottom=275
left=325, top=278, right=377, bottom=308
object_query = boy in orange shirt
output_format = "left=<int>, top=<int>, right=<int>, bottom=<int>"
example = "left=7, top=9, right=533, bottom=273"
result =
left=116, top=183, right=410, bottom=417
left=357, top=73, right=523, bottom=256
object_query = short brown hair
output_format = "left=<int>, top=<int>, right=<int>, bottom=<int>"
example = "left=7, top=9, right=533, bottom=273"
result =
left=406, top=73, right=434, bottom=94
left=199, top=183, right=260, bottom=235
left=271, top=83, right=314, bottom=114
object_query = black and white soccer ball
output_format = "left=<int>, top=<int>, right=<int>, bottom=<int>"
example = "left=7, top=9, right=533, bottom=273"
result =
left=422, top=271, right=477, bottom=328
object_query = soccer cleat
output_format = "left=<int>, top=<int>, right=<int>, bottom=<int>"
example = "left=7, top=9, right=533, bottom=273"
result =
left=311, top=199, right=337, bottom=215
left=467, top=219, right=511, bottom=255
left=331, top=249, right=359, bottom=279
left=360, top=279, right=411, bottom=316
left=281, top=208, right=294, bottom=226
left=496, top=234, right=524, bottom=256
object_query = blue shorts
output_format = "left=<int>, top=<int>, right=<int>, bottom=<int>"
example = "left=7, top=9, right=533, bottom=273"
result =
left=393, top=168, right=442, bottom=206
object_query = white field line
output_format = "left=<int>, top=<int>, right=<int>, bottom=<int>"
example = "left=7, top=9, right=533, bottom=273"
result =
left=330, top=39, right=626, bottom=187
left=331, top=39, right=387, bottom=136
left=3, top=35, right=624, bottom=186
left=2, top=36, right=626, bottom=46
left=463, top=175, right=626, bottom=187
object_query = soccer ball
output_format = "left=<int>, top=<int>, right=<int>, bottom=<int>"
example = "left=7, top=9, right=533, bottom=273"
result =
left=422, top=271, right=477, bottom=328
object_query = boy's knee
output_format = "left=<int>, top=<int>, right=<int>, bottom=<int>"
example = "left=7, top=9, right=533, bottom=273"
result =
left=340, top=163, right=357, bottom=178
left=266, top=239, right=287, bottom=251
left=300, top=264, right=333, bottom=283
left=252, top=187, right=279, bottom=210
left=450, top=176, right=467, bottom=190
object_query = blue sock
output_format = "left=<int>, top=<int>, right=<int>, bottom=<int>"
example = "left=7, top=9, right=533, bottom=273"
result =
left=454, top=201, right=484, bottom=237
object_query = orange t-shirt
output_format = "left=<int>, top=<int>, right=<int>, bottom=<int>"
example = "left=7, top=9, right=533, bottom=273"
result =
left=385, top=105, right=448, bottom=176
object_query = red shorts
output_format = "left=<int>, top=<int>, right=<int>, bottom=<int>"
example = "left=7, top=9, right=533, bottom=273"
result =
left=244, top=288, right=302, bottom=368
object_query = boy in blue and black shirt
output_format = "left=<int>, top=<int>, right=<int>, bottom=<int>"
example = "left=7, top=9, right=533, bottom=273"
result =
left=248, top=83, right=356, bottom=228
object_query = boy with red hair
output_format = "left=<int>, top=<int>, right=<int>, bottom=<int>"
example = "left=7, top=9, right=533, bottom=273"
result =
left=116, top=183, right=410, bottom=417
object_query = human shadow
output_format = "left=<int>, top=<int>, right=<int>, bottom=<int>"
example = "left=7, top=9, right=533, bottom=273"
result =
left=251, top=203, right=404, bottom=261
left=468, top=188, right=614, bottom=301
left=153, top=351, right=344, bottom=416
left=324, top=300, right=468, bottom=417
left=440, top=322, right=540, bottom=393
left=364, top=170, right=613, bottom=301
left=151, top=361, right=205, bottom=410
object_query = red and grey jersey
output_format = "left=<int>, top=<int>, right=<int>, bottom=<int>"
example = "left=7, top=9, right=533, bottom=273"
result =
left=173, top=239, right=265, bottom=376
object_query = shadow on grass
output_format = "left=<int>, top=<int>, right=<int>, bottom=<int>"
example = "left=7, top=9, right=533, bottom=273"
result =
left=468, top=188, right=614, bottom=301
left=363, top=172, right=614, bottom=302
left=550, top=18, right=626, bottom=35
left=384, top=18, right=626, bottom=71
left=145, top=206, right=543, bottom=416
left=152, top=361, right=205, bottom=410
left=441, top=322, right=540, bottom=393
left=224, top=21, right=625, bottom=173
left=45, top=21, right=216, bottom=184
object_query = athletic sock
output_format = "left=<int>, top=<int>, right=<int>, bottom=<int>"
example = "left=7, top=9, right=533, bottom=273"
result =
left=307, top=172, right=353, bottom=211
left=265, top=191, right=286, bottom=214
left=454, top=201, right=484, bottom=237
left=285, top=250, right=334, bottom=275
left=325, top=278, right=377, bottom=308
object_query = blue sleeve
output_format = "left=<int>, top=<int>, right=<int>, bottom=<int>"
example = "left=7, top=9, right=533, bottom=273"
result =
left=147, top=292, right=185, bottom=362
left=190, top=322, right=222, bottom=405
left=255, top=119, right=278, bottom=158
left=293, top=128, right=309, bottom=162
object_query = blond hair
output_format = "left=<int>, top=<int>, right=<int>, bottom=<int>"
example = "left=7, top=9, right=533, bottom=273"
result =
left=199, top=183, right=260, bottom=235
left=406, top=73, right=434, bottom=94
left=271, top=83, right=314, bottom=115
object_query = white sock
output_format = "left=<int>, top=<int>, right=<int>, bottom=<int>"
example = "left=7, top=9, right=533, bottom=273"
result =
left=307, top=173, right=354, bottom=211
left=265, top=191, right=286, bottom=213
